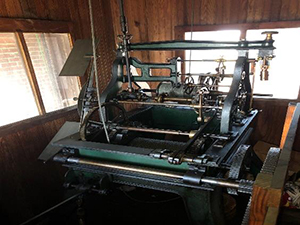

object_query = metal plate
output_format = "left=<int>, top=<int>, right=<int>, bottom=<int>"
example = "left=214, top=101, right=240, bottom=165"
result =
left=38, top=122, right=80, bottom=161
left=59, top=39, right=98, bottom=77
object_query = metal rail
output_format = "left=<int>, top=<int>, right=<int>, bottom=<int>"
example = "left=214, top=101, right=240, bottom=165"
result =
left=129, top=40, right=275, bottom=51
left=117, top=100, right=222, bottom=110
left=53, top=154, right=252, bottom=193
left=177, top=73, right=234, bottom=77
left=115, top=125, right=196, bottom=138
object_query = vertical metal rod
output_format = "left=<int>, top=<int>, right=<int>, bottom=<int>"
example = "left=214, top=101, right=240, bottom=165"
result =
left=88, top=0, right=110, bottom=143
left=188, top=0, right=195, bottom=74
left=198, top=92, right=202, bottom=122
left=119, top=0, right=133, bottom=92
left=250, top=63, right=256, bottom=109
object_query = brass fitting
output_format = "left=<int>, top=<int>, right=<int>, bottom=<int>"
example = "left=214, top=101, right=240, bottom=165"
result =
left=262, top=31, right=278, bottom=41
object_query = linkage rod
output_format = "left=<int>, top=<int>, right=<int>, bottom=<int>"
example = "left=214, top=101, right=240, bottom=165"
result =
left=117, top=100, right=222, bottom=109
left=118, top=0, right=133, bottom=91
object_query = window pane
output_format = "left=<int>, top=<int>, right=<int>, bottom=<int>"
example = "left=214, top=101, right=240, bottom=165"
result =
left=185, top=30, right=241, bottom=92
left=0, top=33, right=39, bottom=126
left=247, top=28, right=300, bottom=99
left=24, top=33, right=80, bottom=112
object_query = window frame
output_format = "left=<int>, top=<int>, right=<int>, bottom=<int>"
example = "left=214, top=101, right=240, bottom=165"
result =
left=175, top=20, right=300, bottom=101
left=0, top=18, right=81, bottom=124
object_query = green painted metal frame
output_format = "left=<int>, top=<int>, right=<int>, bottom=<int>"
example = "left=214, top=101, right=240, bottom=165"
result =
left=129, top=57, right=178, bottom=83
left=128, top=39, right=275, bottom=51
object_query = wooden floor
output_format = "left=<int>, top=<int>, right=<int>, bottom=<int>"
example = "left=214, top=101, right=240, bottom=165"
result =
left=21, top=186, right=252, bottom=225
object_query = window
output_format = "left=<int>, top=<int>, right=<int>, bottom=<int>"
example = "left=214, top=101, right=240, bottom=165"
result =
left=0, top=33, right=39, bottom=126
left=246, top=28, right=300, bottom=99
left=184, top=27, right=300, bottom=99
left=0, top=32, right=80, bottom=126
left=185, top=30, right=241, bottom=92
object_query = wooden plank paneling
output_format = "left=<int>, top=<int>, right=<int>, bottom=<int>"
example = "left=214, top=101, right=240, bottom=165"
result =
left=261, top=0, right=272, bottom=22
left=200, top=0, right=217, bottom=25
left=270, top=0, right=282, bottom=21
left=253, top=0, right=264, bottom=22
left=4, top=0, right=23, bottom=18
left=280, top=0, right=291, bottom=20
left=0, top=0, right=8, bottom=17
left=247, top=0, right=256, bottom=22
left=19, top=0, right=37, bottom=18
left=238, top=0, right=249, bottom=23
left=250, top=99, right=290, bottom=148
left=215, top=0, right=224, bottom=24
left=33, top=0, right=50, bottom=19
left=297, top=1, right=300, bottom=20
left=229, top=0, right=240, bottom=24
left=0, top=109, right=79, bottom=225
left=288, top=0, right=299, bottom=20
left=222, top=0, right=231, bottom=24
left=0, top=18, right=73, bottom=33
left=111, top=0, right=300, bottom=45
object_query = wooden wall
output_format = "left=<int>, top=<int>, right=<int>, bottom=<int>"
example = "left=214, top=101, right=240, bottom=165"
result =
left=0, top=108, right=78, bottom=225
left=110, top=0, right=300, bottom=150
left=0, top=0, right=116, bottom=224
left=111, top=0, right=300, bottom=43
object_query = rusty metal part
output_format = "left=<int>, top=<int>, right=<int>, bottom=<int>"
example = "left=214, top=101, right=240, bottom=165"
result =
left=154, top=97, right=193, bottom=102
